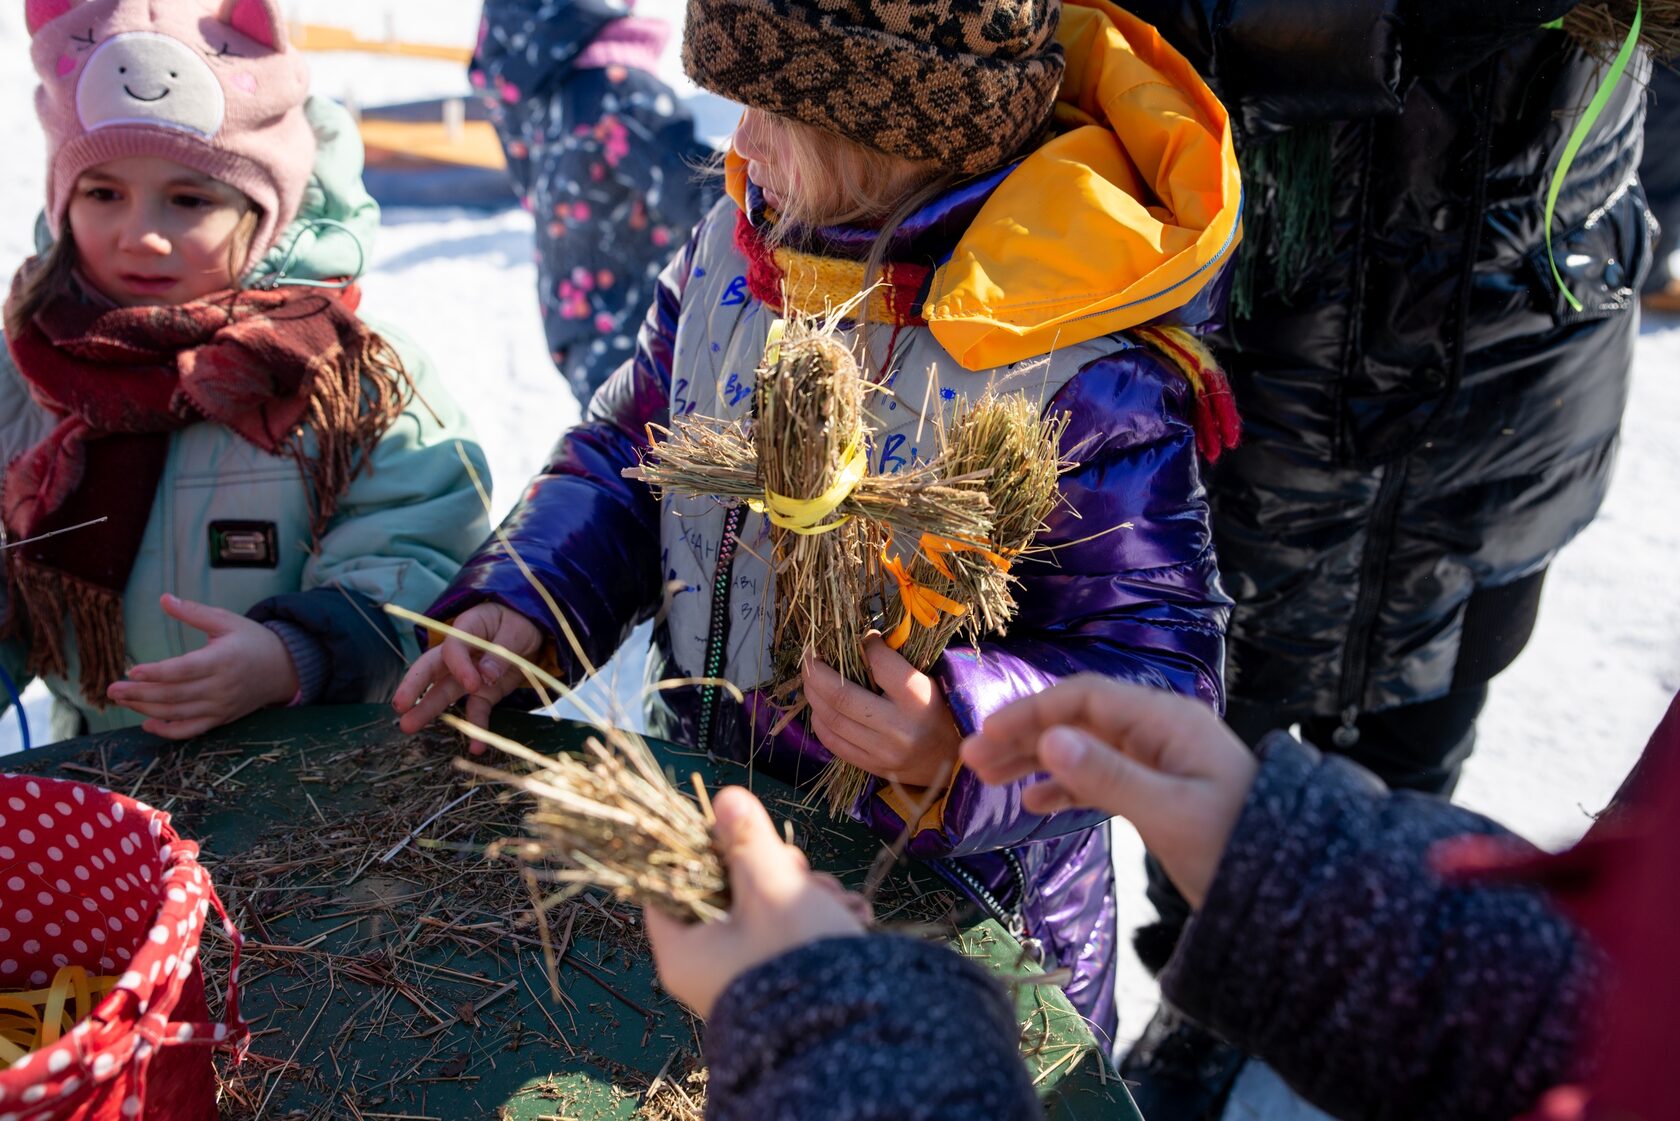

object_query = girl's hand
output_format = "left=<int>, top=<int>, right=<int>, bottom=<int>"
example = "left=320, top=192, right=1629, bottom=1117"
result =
left=959, top=676, right=1257, bottom=908
left=802, top=636, right=962, bottom=789
left=107, top=594, right=299, bottom=740
left=392, top=602, right=544, bottom=751
left=644, top=786, right=869, bottom=1018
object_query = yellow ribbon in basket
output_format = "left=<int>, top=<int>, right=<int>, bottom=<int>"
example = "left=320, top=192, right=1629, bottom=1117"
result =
left=0, top=966, right=118, bottom=1066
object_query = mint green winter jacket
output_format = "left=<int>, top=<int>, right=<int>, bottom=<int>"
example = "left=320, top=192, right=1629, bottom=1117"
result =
left=0, top=98, right=490, bottom=742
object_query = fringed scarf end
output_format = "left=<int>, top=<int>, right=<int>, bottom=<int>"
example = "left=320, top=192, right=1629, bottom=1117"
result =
left=1133, top=326, right=1242, bottom=463
left=6, top=562, right=126, bottom=707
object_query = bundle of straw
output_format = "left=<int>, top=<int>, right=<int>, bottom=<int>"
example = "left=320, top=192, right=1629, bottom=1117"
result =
left=1563, top=1, right=1680, bottom=59
left=641, top=1060, right=708, bottom=1120
left=455, top=715, right=729, bottom=924
left=755, top=327, right=878, bottom=687
left=809, top=394, right=1067, bottom=814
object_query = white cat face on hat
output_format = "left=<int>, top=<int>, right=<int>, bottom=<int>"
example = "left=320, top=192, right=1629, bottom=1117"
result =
left=76, top=31, right=226, bottom=138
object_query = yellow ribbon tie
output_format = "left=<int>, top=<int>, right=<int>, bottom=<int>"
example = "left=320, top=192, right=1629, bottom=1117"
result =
left=883, top=549, right=969, bottom=650
left=0, top=966, right=118, bottom=1065
left=749, top=440, right=868, bottom=536
left=918, top=534, right=1015, bottom=581
left=762, top=317, right=787, bottom=369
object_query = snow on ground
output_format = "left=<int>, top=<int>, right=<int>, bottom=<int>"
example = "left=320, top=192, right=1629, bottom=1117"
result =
left=3, top=0, right=1679, bottom=1047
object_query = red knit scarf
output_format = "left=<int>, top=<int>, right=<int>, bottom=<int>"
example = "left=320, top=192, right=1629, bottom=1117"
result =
left=1, top=268, right=413, bottom=703
left=734, top=211, right=932, bottom=327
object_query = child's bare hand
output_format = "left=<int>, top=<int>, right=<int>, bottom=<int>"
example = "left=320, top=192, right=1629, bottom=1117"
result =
left=106, top=594, right=299, bottom=740
left=392, top=602, right=543, bottom=750
left=644, top=787, right=868, bottom=1018
left=802, top=637, right=961, bottom=790
left=960, top=676, right=1257, bottom=908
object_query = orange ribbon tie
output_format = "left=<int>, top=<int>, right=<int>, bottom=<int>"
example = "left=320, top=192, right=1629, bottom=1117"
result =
left=882, top=549, right=969, bottom=651
left=918, top=534, right=1014, bottom=580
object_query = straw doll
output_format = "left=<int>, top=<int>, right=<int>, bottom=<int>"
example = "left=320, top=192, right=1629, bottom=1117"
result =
left=0, top=0, right=489, bottom=744
left=399, top=0, right=1242, bottom=1038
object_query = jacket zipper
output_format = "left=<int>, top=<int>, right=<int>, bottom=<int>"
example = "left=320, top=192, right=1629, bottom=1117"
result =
left=1333, top=462, right=1408, bottom=746
left=696, top=504, right=747, bottom=756
left=938, top=850, right=1043, bottom=963
left=1333, top=66, right=1495, bottom=746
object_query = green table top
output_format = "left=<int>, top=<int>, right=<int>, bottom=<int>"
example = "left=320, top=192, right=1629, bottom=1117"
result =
left=6, top=706, right=1138, bottom=1120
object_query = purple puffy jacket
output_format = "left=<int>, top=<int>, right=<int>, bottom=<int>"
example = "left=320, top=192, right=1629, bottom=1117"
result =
left=430, top=180, right=1231, bottom=1037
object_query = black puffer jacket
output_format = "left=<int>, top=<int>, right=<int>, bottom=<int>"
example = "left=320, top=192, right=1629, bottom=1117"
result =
left=1122, top=0, right=1652, bottom=719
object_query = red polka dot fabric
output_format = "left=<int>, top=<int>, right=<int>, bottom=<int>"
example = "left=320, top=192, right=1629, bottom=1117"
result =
left=0, top=772, right=247, bottom=1120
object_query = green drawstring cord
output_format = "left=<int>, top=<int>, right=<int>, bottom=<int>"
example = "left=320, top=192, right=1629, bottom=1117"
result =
left=253, top=216, right=367, bottom=291
left=1544, top=1, right=1645, bottom=313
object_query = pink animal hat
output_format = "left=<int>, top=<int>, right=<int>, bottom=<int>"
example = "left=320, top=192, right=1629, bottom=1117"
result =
left=27, top=0, right=316, bottom=275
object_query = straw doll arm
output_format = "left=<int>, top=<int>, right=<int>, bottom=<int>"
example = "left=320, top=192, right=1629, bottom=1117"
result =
left=1161, top=733, right=1597, bottom=1121
left=867, top=352, right=1229, bottom=857
left=425, top=233, right=698, bottom=677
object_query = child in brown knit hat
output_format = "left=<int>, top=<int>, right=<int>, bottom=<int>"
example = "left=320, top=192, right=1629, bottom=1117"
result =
left=399, top=0, right=1244, bottom=1042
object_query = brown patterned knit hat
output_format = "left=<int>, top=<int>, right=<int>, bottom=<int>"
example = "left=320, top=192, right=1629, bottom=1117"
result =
left=683, top=0, right=1065, bottom=174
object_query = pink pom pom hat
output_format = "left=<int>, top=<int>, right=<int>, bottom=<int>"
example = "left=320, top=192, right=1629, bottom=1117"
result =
left=26, top=0, right=317, bottom=274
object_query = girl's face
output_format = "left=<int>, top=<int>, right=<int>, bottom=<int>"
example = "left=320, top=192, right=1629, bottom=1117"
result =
left=66, top=157, right=253, bottom=307
left=732, top=108, right=797, bottom=212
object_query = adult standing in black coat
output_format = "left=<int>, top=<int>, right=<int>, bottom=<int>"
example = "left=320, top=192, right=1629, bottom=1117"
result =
left=1112, top=0, right=1651, bottom=1112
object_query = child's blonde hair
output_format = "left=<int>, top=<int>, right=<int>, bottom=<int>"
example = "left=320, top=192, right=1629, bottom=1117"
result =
left=4, top=208, right=262, bottom=340
left=742, top=112, right=947, bottom=236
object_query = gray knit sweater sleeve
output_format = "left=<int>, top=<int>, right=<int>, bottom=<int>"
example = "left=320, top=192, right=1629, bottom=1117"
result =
left=703, top=935, right=1043, bottom=1121
left=1161, top=733, right=1599, bottom=1121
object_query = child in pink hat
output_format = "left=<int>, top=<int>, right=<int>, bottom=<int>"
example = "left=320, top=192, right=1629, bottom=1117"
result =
left=0, top=0, right=489, bottom=746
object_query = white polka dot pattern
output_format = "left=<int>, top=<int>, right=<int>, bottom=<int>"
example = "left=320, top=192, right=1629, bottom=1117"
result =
left=0, top=771, right=248, bottom=1115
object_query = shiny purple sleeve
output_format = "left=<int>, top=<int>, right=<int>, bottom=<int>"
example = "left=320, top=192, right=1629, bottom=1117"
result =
left=865, top=348, right=1232, bottom=858
left=423, top=231, right=699, bottom=676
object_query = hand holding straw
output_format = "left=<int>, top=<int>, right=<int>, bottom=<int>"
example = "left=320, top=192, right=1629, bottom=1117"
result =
left=642, top=785, right=869, bottom=1019
left=810, top=394, right=1069, bottom=814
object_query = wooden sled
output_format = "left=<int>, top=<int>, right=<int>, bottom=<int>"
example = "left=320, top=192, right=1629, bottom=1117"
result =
left=355, top=99, right=515, bottom=209
left=289, top=21, right=474, bottom=65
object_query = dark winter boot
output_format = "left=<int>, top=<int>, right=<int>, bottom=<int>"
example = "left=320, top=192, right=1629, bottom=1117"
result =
left=1120, top=1005, right=1246, bottom=1121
